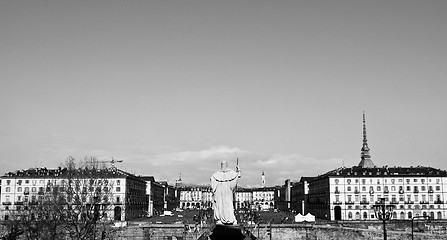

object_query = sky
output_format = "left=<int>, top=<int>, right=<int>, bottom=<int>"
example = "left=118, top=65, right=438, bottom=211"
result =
left=1, top=0, right=447, bottom=187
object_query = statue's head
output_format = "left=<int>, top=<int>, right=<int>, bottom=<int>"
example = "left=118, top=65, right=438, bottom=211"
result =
left=220, top=160, right=228, bottom=170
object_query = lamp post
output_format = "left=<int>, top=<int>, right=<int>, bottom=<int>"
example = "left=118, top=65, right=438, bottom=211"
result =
left=372, top=197, right=395, bottom=240
left=411, top=215, right=430, bottom=240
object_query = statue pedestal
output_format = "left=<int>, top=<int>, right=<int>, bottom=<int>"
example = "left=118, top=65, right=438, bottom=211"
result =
left=209, top=225, right=246, bottom=240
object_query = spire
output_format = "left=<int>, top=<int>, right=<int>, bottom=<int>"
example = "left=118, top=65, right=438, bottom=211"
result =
left=261, top=171, right=266, bottom=188
left=358, top=112, right=376, bottom=168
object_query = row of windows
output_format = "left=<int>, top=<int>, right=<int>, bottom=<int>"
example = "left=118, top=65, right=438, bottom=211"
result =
left=3, top=194, right=123, bottom=204
left=3, top=186, right=122, bottom=193
left=345, top=211, right=442, bottom=220
left=4, top=179, right=122, bottom=186
left=335, top=194, right=442, bottom=203
left=335, top=178, right=441, bottom=185
left=335, top=185, right=441, bottom=192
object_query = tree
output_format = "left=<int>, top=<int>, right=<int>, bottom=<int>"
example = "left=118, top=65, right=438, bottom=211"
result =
left=7, top=156, right=119, bottom=240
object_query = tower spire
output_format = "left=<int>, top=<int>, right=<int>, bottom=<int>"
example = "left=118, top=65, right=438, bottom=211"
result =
left=358, top=112, right=375, bottom=168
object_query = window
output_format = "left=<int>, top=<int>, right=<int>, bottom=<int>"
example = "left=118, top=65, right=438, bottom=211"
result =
left=117, top=180, right=121, bottom=185
left=362, top=186, right=366, bottom=191
left=347, top=186, right=351, bottom=191
left=116, top=196, right=120, bottom=203
left=391, top=186, right=396, bottom=191
left=25, top=180, right=29, bottom=184
left=6, top=180, right=10, bottom=185
left=407, top=186, right=411, bottom=191
left=17, top=187, right=22, bottom=192
left=116, top=187, right=121, bottom=192
left=5, top=187, right=10, bottom=192
left=377, top=186, right=381, bottom=191
left=421, top=186, right=426, bottom=191
left=436, top=186, right=441, bottom=191
left=414, top=179, right=418, bottom=182
left=362, top=179, right=366, bottom=184
left=335, top=179, right=339, bottom=184
left=17, top=180, right=22, bottom=185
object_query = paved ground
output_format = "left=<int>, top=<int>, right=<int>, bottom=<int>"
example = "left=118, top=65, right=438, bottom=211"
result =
left=137, top=209, right=297, bottom=225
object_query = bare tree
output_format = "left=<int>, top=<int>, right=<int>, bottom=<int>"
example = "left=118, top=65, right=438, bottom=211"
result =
left=7, top=157, right=118, bottom=240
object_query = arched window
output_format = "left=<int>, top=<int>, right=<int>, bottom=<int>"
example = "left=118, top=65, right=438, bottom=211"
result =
left=400, top=212, right=405, bottom=219
left=355, top=212, right=360, bottom=220
left=392, top=212, right=397, bottom=219
left=363, top=212, right=368, bottom=219
left=377, top=186, right=381, bottom=191
left=437, top=212, right=442, bottom=219
left=348, top=212, right=353, bottom=219
left=408, top=212, right=412, bottom=219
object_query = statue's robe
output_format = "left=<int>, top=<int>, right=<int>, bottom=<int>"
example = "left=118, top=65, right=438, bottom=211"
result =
left=210, top=169, right=239, bottom=225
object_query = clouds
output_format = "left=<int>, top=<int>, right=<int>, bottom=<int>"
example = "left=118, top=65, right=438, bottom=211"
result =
left=118, top=145, right=349, bottom=187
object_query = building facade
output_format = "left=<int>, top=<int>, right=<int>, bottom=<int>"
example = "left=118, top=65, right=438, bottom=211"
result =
left=298, top=113, right=447, bottom=221
left=0, top=167, right=147, bottom=221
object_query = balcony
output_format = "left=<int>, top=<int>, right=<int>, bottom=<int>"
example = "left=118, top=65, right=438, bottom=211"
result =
left=369, top=190, right=374, bottom=194
left=428, top=190, right=434, bottom=193
left=414, top=190, right=419, bottom=193
left=333, top=201, right=342, bottom=205
left=390, top=201, right=399, bottom=205
left=360, top=201, right=369, bottom=205
left=345, top=201, right=355, bottom=205
left=38, top=191, right=44, bottom=195
left=420, top=201, right=429, bottom=204
left=334, top=190, right=340, bottom=194
left=24, top=191, right=30, bottom=195
left=384, top=190, right=389, bottom=194
left=29, top=201, right=38, bottom=205
left=404, top=201, right=414, bottom=204
left=399, top=190, right=404, bottom=194
left=354, top=190, right=360, bottom=194
left=434, top=200, right=444, bottom=204
left=2, top=202, right=11, bottom=205
left=14, top=201, right=24, bottom=205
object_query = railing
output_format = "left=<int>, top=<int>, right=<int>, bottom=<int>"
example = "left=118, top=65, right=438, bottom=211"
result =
left=399, top=190, right=404, bottom=194
left=14, top=201, right=24, bottom=205
left=360, top=201, right=369, bottom=205
left=334, top=190, right=340, bottom=194
left=434, top=200, right=444, bottom=204
left=428, top=190, right=434, bottom=193
left=24, top=191, right=30, bottom=195
left=390, top=201, right=399, bottom=204
left=404, top=201, right=415, bottom=204
left=2, top=202, right=11, bottom=205
left=333, top=201, right=342, bottom=205
left=420, top=201, right=429, bottom=204
left=414, top=190, right=419, bottom=193
left=354, top=190, right=360, bottom=194
left=345, top=201, right=355, bottom=205
left=384, top=190, right=389, bottom=193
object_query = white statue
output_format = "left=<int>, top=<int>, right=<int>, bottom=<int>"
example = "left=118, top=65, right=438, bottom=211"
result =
left=210, top=160, right=241, bottom=225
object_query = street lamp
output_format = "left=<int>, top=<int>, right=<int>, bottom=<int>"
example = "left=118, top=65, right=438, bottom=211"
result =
left=411, top=215, right=430, bottom=240
left=372, top=197, right=395, bottom=240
